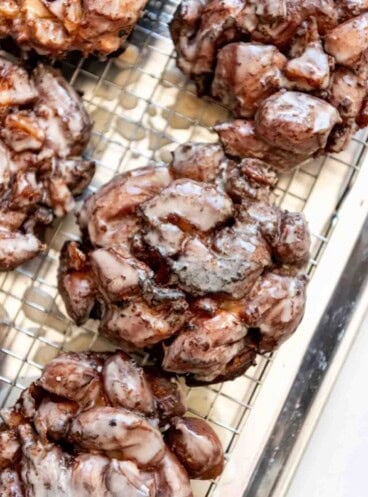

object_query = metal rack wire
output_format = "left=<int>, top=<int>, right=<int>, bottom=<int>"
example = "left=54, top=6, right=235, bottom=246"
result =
left=0, top=1, right=368, bottom=496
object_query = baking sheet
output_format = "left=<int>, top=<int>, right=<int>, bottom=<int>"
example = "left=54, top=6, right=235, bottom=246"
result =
left=1, top=1, right=368, bottom=495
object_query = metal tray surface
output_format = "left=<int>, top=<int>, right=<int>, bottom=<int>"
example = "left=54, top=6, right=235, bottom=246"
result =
left=1, top=1, right=368, bottom=496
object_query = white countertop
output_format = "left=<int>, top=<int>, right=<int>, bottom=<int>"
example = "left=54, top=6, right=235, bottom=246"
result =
left=286, top=311, right=368, bottom=497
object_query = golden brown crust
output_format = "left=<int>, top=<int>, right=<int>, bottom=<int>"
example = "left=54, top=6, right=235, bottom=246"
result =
left=0, top=55, right=94, bottom=270
left=0, top=0, right=148, bottom=57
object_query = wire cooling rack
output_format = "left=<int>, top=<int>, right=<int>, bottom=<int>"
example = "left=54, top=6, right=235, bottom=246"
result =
left=0, top=1, right=368, bottom=496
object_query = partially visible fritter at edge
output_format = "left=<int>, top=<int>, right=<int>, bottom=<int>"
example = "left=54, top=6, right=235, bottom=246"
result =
left=0, top=0, right=148, bottom=57
left=0, top=54, right=94, bottom=270
left=171, top=0, right=368, bottom=171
